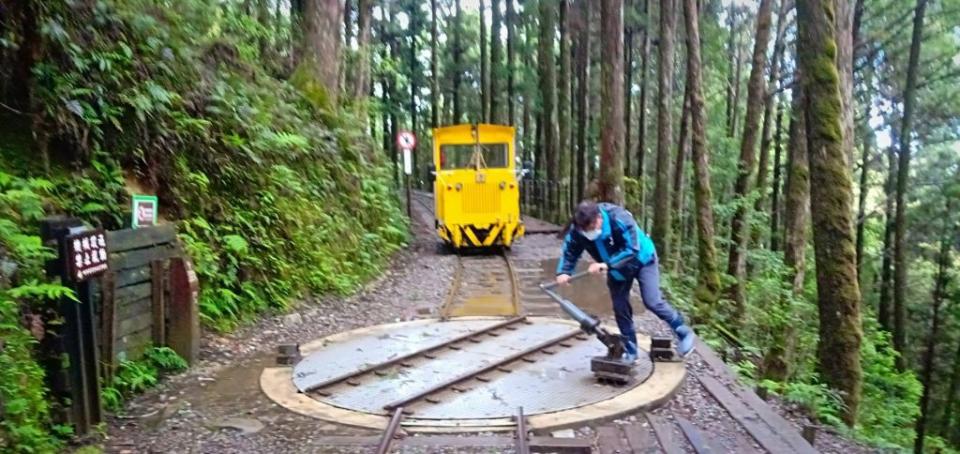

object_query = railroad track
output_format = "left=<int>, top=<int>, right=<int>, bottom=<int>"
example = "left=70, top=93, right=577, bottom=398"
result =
left=440, top=250, right=521, bottom=317
left=301, top=316, right=592, bottom=415
left=410, top=190, right=522, bottom=318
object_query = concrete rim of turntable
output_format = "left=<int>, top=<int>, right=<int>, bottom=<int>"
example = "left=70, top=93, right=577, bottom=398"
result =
left=260, top=316, right=685, bottom=433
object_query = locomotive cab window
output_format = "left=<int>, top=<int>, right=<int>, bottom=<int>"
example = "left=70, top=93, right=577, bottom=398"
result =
left=440, top=143, right=509, bottom=170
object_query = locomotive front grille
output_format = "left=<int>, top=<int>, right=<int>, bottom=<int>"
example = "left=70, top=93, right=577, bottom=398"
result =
left=463, top=183, right=502, bottom=214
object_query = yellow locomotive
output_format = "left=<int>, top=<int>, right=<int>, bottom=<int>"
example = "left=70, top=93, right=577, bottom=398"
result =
left=429, top=124, right=528, bottom=249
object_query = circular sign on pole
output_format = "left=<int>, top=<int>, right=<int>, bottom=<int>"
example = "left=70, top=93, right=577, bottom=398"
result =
left=396, top=131, right=417, bottom=150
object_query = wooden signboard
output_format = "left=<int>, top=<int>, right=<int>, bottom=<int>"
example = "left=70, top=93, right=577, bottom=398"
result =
left=66, top=229, right=109, bottom=282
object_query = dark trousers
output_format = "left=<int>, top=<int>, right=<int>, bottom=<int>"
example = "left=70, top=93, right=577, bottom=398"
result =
left=607, top=256, right=681, bottom=348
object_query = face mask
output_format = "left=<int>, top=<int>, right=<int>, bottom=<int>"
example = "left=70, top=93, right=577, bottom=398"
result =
left=582, top=229, right=602, bottom=240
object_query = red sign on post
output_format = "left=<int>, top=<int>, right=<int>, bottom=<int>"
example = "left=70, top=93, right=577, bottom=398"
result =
left=396, top=131, right=417, bottom=150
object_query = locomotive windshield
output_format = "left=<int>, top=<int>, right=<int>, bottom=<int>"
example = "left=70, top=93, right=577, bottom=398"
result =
left=440, top=143, right=509, bottom=170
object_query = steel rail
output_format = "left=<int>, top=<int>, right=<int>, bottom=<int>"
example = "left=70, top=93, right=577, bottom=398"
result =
left=515, top=406, right=530, bottom=454
left=383, top=329, right=584, bottom=411
left=375, top=407, right=405, bottom=454
left=302, top=316, right=527, bottom=393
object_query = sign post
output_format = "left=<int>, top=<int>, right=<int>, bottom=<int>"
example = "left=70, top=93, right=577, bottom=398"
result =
left=396, top=131, right=417, bottom=218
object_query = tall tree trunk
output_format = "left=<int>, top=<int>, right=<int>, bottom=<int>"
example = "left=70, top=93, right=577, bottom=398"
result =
left=726, top=0, right=775, bottom=321
left=507, top=0, right=516, bottom=126
left=296, top=0, right=344, bottom=108
left=353, top=0, right=372, bottom=100
left=540, top=0, right=559, bottom=208
left=725, top=4, right=737, bottom=137
left=730, top=36, right=744, bottom=138
left=893, top=0, right=928, bottom=369
left=452, top=0, right=463, bottom=123
left=854, top=105, right=872, bottom=276
left=763, top=83, right=807, bottom=382
left=408, top=2, right=420, bottom=179
left=941, top=339, right=960, bottom=440
left=671, top=78, right=691, bottom=271
left=575, top=0, right=591, bottom=203
left=430, top=0, right=439, bottom=127
left=753, top=0, right=789, bottom=244
left=480, top=0, right=489, bottom=123
left=624, top=23, right=634, bottom=176
left=343, top=0, right=353, bottom=46
left=683, top=0, right=721, bottom=314
left=797, top=0, right=864, bottom=426
left=559, top=0, right=572, bottom=216
left=878, top=140, right=897, bottom=332
left=598, top=0, right=625, bottom=204
left=769, top=101, right=784, bottom=251
left=652, top=0, right=676, bottom=261
left=636, top=0, right=651, bottom=211
left=490, top=0, right=502, bottom=123
left=836, top=0, right=855, bottom=168
left=915, top=200, right=956, bottom=454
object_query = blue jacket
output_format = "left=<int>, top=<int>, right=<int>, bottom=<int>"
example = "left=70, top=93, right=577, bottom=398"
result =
left=556, top=203, right=657, bottom=281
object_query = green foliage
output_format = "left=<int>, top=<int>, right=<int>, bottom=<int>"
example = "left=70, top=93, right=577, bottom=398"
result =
left=101, top=346, right=187, bottom=412
left=0, top=173, right=69, bottom=453
left=25, top=0, right=408, bottom=331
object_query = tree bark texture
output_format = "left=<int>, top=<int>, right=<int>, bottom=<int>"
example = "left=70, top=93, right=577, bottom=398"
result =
left=763, top=83, right=807, bottom=382
left=540, top=0, right=560, bottom=209
left=298, top=0, right=344, bottom=108
left=598, top=0, right=626, bottom=204
left=725, top=5, right=738, bottom=138
left=683, top=0, right=722, bottom=314
left=726, top=0, right=774, bottom=321
left=893, top=0, right=928, bottom=369
left=753, top=0, right=790, bottom=242
left=353, top=0, right=372, bottom=100
left=672, top=80, right=691, bottom=271
left=480, top=0, right=489, bottom=122
left=769, top=101, right=784, bottom=252
left=490, top=0, right=502, bottom=124
left=636, top=0, right=651, bottom=207
left=835, top=0, right=856, bottom=168
left=624, top=24, right=635, bottom=176
left=575, top=0, right=591, bottom=203
left=507, top=0, right=516, bottom=126
left=452, top=0, right=463, bottom=124
left=559, top=0, right=572, bottom=215
left=797, top=0, right=864, bottom=426
left=914, top=200, right=956, bottom=454
left=430, top=0, right=439, bottom=127
left=878, top=141, right=896, bottom=333
left=653, top=0, right=677, bottom=262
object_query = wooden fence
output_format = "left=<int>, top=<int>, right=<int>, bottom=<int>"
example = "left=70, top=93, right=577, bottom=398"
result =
left=40, top=219, right=199, bottom=435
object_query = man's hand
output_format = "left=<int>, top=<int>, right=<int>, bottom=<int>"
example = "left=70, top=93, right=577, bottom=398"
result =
left=588, top=262, right=608, bottom=274
left=556, top=274, right=572, bottom=286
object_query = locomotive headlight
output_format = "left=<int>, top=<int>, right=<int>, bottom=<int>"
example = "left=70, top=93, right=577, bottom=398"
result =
left=455, top=183, right=462, bottom=191
left=446, top=185, right=453, bottom=191
left=499, top=181, right=506, bottom=190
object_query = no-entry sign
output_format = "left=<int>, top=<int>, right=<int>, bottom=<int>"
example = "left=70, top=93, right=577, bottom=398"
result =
left=397, top=131, right=416, bottom=176
left=396, top=131, right=417, bottom=150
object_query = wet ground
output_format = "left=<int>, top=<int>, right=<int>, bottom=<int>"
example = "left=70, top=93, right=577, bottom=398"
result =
left=96, top=199, right=876, bottom=454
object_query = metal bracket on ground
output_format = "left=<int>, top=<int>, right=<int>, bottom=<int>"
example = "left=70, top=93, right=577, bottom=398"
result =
left=276, top=343, right=302, bottom=366
left=650, top=337, right=682, bottom=362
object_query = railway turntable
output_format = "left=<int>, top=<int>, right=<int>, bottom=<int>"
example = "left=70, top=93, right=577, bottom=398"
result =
left=260, top=316, right=685, bottom=433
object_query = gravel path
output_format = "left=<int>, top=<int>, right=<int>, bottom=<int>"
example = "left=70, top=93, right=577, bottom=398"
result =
left=99, top=199, right=874, bottom=453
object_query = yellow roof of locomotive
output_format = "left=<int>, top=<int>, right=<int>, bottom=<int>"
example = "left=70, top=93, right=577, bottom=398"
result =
left=433, top=124, right=516, bottom=144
